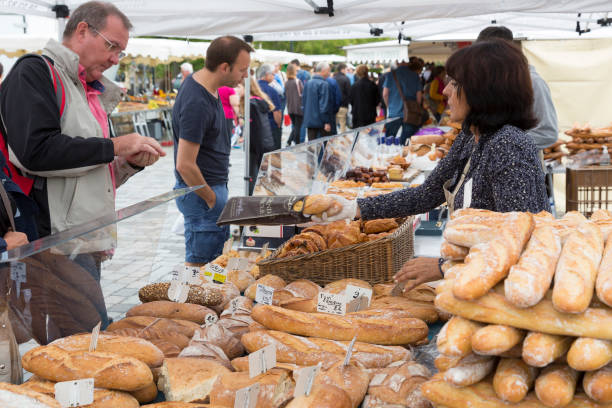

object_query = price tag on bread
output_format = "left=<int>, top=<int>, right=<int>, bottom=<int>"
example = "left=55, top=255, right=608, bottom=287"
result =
left=10, top=262, right=26, bottom=297
left=88, top=321, right=101, bottom=352
left=248, top=344, right=276, bottom=378
left=293, top=363, right=322, bottom=398
left=345, top=284, right=372, bottom=312
left=185, top=266, right=201, bottom=284
left=343, top=336, right=358, bottom=366
left=202, top=313, right=218, bottom=327
left=203, top=263, right=226, bottom=283
left=234, top=382, right=260, bottom=408
left=317, top=292, right=347, bottom=315
left=255, top=284, right=275, bottom=305
left=54, top=378, right=94, bottom=407
left=345, top=294, right=368, bottom=313
left=167, top=280, right=189, bottom=303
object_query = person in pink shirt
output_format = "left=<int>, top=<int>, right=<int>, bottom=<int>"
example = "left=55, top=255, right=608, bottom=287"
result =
left=218, top=86, right=239, bottom=143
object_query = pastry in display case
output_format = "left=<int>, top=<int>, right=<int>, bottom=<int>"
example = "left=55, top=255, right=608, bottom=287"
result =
left=315, top=130, right=358, bottom=184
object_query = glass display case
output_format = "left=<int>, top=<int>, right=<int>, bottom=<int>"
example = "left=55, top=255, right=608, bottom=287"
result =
left=314, top=130, right=358, bottom=183
left=0, top=187, right=196, bottom=351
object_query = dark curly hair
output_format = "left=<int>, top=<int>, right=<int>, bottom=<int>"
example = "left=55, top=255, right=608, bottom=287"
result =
left=445, top=39, right=537, bottom=136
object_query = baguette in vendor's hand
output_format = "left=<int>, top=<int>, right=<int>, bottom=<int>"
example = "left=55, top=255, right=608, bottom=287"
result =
left=298, top=194, right=358, bottom=223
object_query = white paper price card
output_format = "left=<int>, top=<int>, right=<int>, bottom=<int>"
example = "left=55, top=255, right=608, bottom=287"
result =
left=167, top=280, right=189, bottom=303
left=293, top=363, right=321, bottom=398
left=234, top=382, right=260, bottom=408
left=249, top=344, right=276, bottom=378
left=343, top=336, right=358, bottom=366
left=317, top=292, right=346, bottom=315
left=203, top=263, right=225, bottom=283
left=10, top=262, right=26, bottom=297
left=202, top=313, right=218, bottom=327
left=346, top=294, right=368, bottom=313
left=227, top=257, right=250, bottom=272
left=255, top=284, right=274, bottom=305
left=54, top=378, right=94, bottom=407
left=88, top=321, right=101, bottom=352
left=344, top=284, right=372, bottom=306
left=185, top=266, right=201, bottom=284
left=228, top=297, right=241, bottom=314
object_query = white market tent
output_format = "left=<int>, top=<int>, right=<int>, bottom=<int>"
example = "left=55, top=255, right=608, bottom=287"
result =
left=343, top=40, right=409, bottom=63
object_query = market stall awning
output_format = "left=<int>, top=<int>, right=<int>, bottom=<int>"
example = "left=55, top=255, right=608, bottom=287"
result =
left=343, top=40, right=409, bottom=63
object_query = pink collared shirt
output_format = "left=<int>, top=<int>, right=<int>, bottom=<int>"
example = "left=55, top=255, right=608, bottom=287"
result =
left=78, top=65, right=116, bottom=192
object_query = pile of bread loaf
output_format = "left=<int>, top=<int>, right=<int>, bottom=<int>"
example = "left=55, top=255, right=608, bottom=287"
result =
left=543, top=140, right=567, bottom=162
left=276, top=218, right=404, bottom=259
left=424, top=207, right=612, bottom=407
left=409, top=127, right=459, bottom=161
left=7, top=263, right=441, bottom=407
left=565, top=123, right=612, bottom=156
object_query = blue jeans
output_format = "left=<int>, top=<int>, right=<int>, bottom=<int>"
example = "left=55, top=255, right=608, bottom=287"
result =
left=385, top=118, right=419, bottom=145
left=175, top=182, right=230, bottom=264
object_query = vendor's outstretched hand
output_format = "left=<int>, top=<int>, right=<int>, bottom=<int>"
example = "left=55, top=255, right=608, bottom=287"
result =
left=306, top=194, right=358, bottom=223
left=393, top=257, right=442, bottom=293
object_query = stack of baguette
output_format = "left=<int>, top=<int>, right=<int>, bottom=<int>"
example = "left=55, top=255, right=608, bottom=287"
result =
left=565, top=123, right=612, bottom=155
left=423, top=208, right=612, bottom=407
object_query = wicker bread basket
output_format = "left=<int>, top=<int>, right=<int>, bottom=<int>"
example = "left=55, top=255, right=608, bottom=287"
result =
left=257, top=217, right=414, bottom=286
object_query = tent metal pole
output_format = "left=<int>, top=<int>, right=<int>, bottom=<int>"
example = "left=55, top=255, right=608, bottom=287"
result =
left=243, top=74, right=251, bottom=196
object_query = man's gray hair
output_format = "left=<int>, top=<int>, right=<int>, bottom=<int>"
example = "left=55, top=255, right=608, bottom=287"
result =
left=63, top=1, right=132, bottom=39
left=180, top=62, right=193, bottom=74
left=257, top=64, right=274, bottom=80
left=315, top=62, right=329, bottom=73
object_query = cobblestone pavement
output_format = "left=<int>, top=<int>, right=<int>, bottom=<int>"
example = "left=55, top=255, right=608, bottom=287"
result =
left=101, top=142, right=249, bottom=320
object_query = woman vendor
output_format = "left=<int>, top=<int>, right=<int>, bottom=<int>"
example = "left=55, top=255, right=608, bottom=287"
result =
left=313, top=39, right=550, bottom=291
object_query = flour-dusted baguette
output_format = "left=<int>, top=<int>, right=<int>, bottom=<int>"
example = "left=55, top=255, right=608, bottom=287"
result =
left=493, top=358, right=538, bottom=403
left=435, top=280, right=612, bottom=340
left=434, top=354, right=462, bottom=372
left=157, top=358, right=230, bottom=403
left=368, top=296, right=439, bottom=323
left=315, top=361, right=369, bottom=408
left=209, top=368, right=294, bottom=408
left=505, top=225, right=562, bottom=308
left=453, top=212, right=534, bottom=300
left=126, top=300, right=218, bottom=324
left=522, top=332, right=573, bottom=368
left=552, top=221, right=604, bottom=314
left=240, top=330, right=411, bottom=369
left=365, top=361, right=431, bottom=408
left=442, top=354, right=497, bottom=387
left=471, top=325, right=525, bottom=356
left=597, top=234, right=612, bottom=307
left=20, top=376, right=140, bottom=407
left=21, top=345, right=153, bottom=391
left=443, top=223, right=498, bottom=247
left=440, top=241, right=469, bottom=260
left=251, top=304, right=427, bottom=345
left=567, top=338, right=612, bottom=371
left=286, top=384, right=352, bottom=408
left=107, top=327, right=191, bottom=350
left=584, top=364, right=612, bottom=403
left=0, top=382, right=60, bottom=408
left=535, top=364, right=579, bottom=408
left=139, top=282, right=223, bottom=306
left=436, top=316, right=484, bottom=357
left=106, top=316, right=200, bottom=338
left=422, top=376, right=609, bottom=408
left=50, top=333, right=164, bottom=368
left=230, top=357, right=299, bottom=372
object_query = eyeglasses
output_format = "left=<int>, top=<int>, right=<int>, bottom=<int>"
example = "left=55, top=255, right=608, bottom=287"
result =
left=89, top=25, right=126, bottom=59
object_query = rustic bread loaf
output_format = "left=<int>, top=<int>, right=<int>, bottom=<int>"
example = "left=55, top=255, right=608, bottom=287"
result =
left=315, top=361, right=369, bottom=408
left=522, top=332, right=573, bottom=368
left=209, top=368, right=294, bottom=408
left=584, top=364, right=612, bottom=403
left=126, top=301, right=217, bottom=324
left=138, top=282, right=223, bottom=306
left=106, top=316, right=200, bottom=338
left=493, top=358, right=538, bottom=403
left=436, top=316, right=484, bottom=358
left=535, top=364, right=578, bottom=408
left=157, top=358, right=230, bottom=403
left=285, top=384, right=352, bottom=408
left=0, top=382, right=60, bottom=408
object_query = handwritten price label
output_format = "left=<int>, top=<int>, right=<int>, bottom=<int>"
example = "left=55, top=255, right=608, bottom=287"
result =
left=317, top=292, right=346, bottom=315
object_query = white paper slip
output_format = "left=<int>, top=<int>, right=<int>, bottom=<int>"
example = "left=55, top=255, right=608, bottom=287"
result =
left=343, top=336, right=357, bottom=366
left=345, top=294, right=368, bottom=313
left=54, top=378, right=94, bottom=407
left=203, top=263, right=225, bottom=283
left=234, top=383, right=260, bottom=408
left=293, top=363, right=321, bottom=398
left=316, top=292, right=346, bottom=315
left=203, top=313, right=218, bottom=327
left=167, top=280, right=189, bottom=303
left=228, top=297, right=241, bottom=315
left=227, top=257, right=250, bottom=272
left=10, top=262, right=26, bottom=297
left=249, top=344, right=276, bottom=378
left=463, top=178, right=473, bottom=209
left=185, top=266, right=201, bottom=284
left=255, top=284, right=275, bottom=305
left=88, top=321, right=101, bottom=352
left=344, top=284, right=372, bottom=306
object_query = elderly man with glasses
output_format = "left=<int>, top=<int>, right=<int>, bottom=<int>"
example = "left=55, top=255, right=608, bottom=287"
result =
left=0, top=1, right=164, bottom=242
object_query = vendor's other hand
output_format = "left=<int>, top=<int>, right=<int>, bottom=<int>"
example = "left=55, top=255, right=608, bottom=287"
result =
left=393, top=257, right=441, bottom=293
left=127, top=151, right=159, bottom=167
left=310, top=194, right=358, bottom=224
left=113, top=133, right=166, bottom=158
left=324, top=124, right=331, bottom=132
left=4, top=231, right=28, bottom=250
